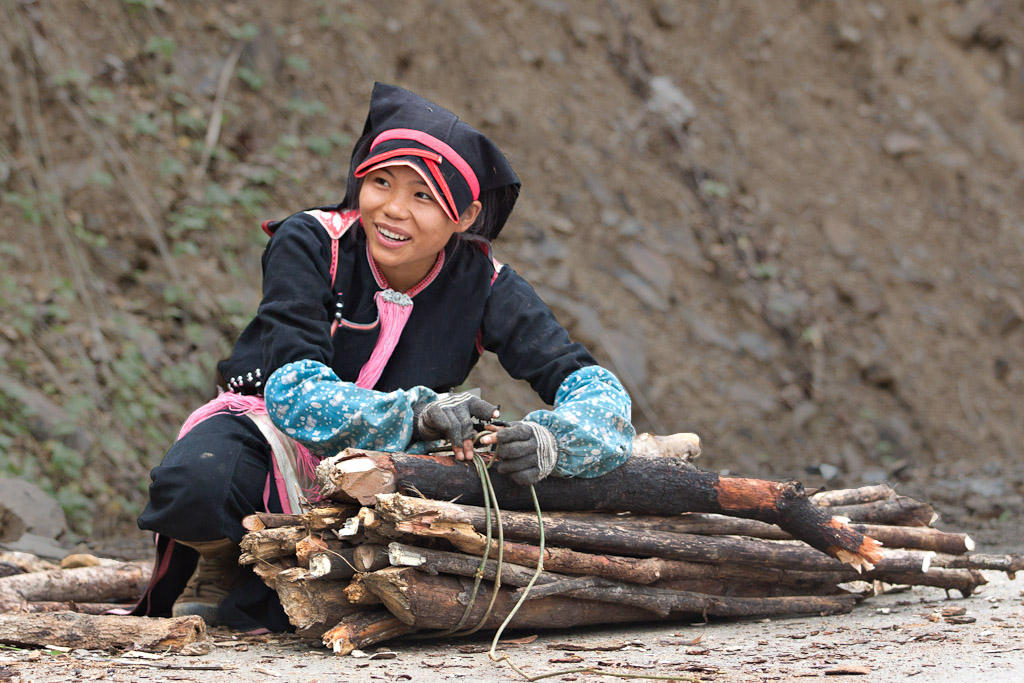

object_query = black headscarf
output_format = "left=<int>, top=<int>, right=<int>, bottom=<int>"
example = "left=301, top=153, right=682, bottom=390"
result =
left=341, top=83, right=521, bottom=241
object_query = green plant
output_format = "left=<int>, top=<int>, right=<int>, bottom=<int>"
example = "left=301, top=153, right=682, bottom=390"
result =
left=228, top=22, right=259, bottom=41
left=237, top=66, right=264, bottom=91
left=51, top=68, right=90, bottom=88
left=144, top=35, right=177, bottom=60
left=699, top=179, right=730, bottom=199
left=131, top=113, right=160, bottom=137
left=286, top=98, right=327, bottom=117
left=285, top=55, right=310, bottom=72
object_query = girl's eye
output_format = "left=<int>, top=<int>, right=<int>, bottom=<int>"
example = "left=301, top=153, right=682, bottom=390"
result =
left=415, top=191, right=434, bottom=202
left=373, top=176, right=389, bottom=187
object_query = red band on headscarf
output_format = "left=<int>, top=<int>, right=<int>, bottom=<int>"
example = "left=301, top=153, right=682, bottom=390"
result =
left=355, top=147, right=442, bottom=176
left=369, top=128, right=481, bottom=199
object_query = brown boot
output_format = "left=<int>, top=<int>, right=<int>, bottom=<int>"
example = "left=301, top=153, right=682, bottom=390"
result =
left=171, top=538, right=241, bottom=625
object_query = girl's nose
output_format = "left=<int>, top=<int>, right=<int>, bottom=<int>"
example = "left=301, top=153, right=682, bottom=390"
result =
left=383, top=192, right=410, bottom=219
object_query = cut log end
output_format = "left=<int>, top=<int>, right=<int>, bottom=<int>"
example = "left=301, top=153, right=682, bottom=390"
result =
left=826, top=518, right=883, bottom=572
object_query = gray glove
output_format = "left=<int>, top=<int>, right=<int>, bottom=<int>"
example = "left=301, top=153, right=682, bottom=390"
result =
left=413, top=392, right=498, bottom=459
left=493, top=421, right=558, bottom=486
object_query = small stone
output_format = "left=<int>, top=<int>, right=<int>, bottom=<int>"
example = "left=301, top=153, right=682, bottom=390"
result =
left=652, top=1, right=684, bottom=28
left=736, top=331, right=777, bottom=362
left=882, top=132, right=923, bottom=156
left=835, top=24, right=863, bottom=48
left=568, top=16, right=604, bottom=45
left=822, top=216, right=858, bottom=258
left=646, top=76, right=696, bottom=130
left=793, top=401, right=819, bottom=429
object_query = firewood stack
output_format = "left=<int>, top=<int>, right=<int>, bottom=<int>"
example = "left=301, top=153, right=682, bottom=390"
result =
left=239, top=436, right=1024, bottom=656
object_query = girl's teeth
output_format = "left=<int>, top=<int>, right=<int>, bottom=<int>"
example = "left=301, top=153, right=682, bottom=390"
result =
left=379, top=226, right=409, bottom=241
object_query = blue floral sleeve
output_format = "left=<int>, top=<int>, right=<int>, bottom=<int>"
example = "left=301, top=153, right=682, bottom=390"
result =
left=524, top=365, right=635, bottom=478
left=264, top=359, right=439, bottom=458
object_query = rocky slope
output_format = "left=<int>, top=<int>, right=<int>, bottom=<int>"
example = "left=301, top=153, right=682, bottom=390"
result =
left=0, top=0, right=1021, bottom=542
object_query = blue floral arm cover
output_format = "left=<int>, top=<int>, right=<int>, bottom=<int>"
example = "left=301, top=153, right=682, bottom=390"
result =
left=265, top=359, right=439, bottom=457
left=524, top=365, right=635, bottom=478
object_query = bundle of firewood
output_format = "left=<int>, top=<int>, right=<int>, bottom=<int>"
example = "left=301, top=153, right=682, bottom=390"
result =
left=240, top=436, right=1024, bottom=656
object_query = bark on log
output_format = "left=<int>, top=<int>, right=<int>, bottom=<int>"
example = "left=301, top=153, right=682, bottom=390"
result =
left=362, top=568, right=856, bottom=630
left=387, top=542, right=846, bottom=609
left=811, top=485, right=895, bottom=507
left=827, top=497, right=936, bottom=527
left=322, top=609, right=413, bottom=655
left=0, top=612, right=206, bottom=652
left=319, top=451, right=881, bottom=569
left=0, top=551, right=57, bottom=574
left=241, top=506, right=357, bottom=532
left=238, top=526, right=308, bottom=565
left=308, top=548, right=359, bottom=581
left=377, top=494, right=884, bottom=573
left=274, top=567, right=360, bottom=633
left=0, top=560, right=150, bottom=612
left=928, top=552, right=1024, bottom=574
left=870, top=568, right=986, bottom=597
left=432, top=524, right=980, bottom=593
left=564, top=513, right=973, bottom=554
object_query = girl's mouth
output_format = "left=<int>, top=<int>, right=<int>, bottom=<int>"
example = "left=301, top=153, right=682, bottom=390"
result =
left=376, top=224, right=411, bottom=245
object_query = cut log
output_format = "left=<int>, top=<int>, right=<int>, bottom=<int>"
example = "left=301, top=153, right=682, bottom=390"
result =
left=811, top=485, right=895, bottom=507
left=241, top=506, right=357, bottom=532
left=870, top=568, right=987, bottom=597
left=0, top=612, right=206, bottom=652
left=827, top=497, right=936, bottom=527
left=22, top=601, right=134, bottom=614
left=274, top=567, right=360, bottom=633
left=0, top=551, right=57, bottom=574
left=238, top=526, right=308, bottom=565
left=344, top=573, right=382, bottom=606
left=376, top=494, right=884, bottom=573
left=630, top=432, right=701, bottom=460
left=353, top=544, right=390, bottom=573
left=251, top=558, right=295, bottom=590
left=308, top=548, right=359, bottom=581
left=322, top=609, right=413, bottom=655
left=0, top=560, right=150, bottom=612
left=295, top=535, right=329, bottom=567
left=319, top=451, right=881, bottom=569
left=362, top=568, right=856, bottom=630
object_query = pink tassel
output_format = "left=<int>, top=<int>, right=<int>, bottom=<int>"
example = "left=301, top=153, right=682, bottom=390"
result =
left=355, top=289, right=414, bottom=389
left=177, top=392, right=269, bottom=440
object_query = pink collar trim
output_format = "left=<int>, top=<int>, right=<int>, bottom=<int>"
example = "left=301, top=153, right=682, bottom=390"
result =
left=365, top=241, right=446, bottom=298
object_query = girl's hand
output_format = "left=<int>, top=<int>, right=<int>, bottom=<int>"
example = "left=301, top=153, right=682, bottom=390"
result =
left=479, top=421, right=557, bottom=486
left=414, top=393, right=499, bottom=460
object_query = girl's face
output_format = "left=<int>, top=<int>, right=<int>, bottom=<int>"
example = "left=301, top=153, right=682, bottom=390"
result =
left=359, top=165, right=480, bottom=292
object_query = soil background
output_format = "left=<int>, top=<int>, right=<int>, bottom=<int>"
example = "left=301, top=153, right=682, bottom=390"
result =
left=0, top=0, right=1022, bottom=597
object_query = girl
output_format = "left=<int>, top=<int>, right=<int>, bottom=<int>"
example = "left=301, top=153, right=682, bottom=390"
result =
left=133, top=83, right=635, bottom=630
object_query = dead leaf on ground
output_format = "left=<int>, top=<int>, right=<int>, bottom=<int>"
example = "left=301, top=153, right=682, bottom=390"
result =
left=546, top=641, right=638, bottom=651
left=826, top=665, right=871, bottom=675
left=499, top=634, right=538, bottom=645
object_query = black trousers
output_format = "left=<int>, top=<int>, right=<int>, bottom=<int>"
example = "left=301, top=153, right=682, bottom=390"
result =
left=136, top=413, right=290, bottom=630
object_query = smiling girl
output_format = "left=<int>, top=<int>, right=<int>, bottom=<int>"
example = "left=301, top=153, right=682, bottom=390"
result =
left=133, top=83, right=635, bottom=630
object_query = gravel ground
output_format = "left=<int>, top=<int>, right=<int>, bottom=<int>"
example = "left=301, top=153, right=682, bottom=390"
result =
left=2, top=571, right=1021, bottom=682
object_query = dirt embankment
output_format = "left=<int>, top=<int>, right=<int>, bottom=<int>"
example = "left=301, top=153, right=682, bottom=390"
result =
left=0, top=1, right=1022, bottom=544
